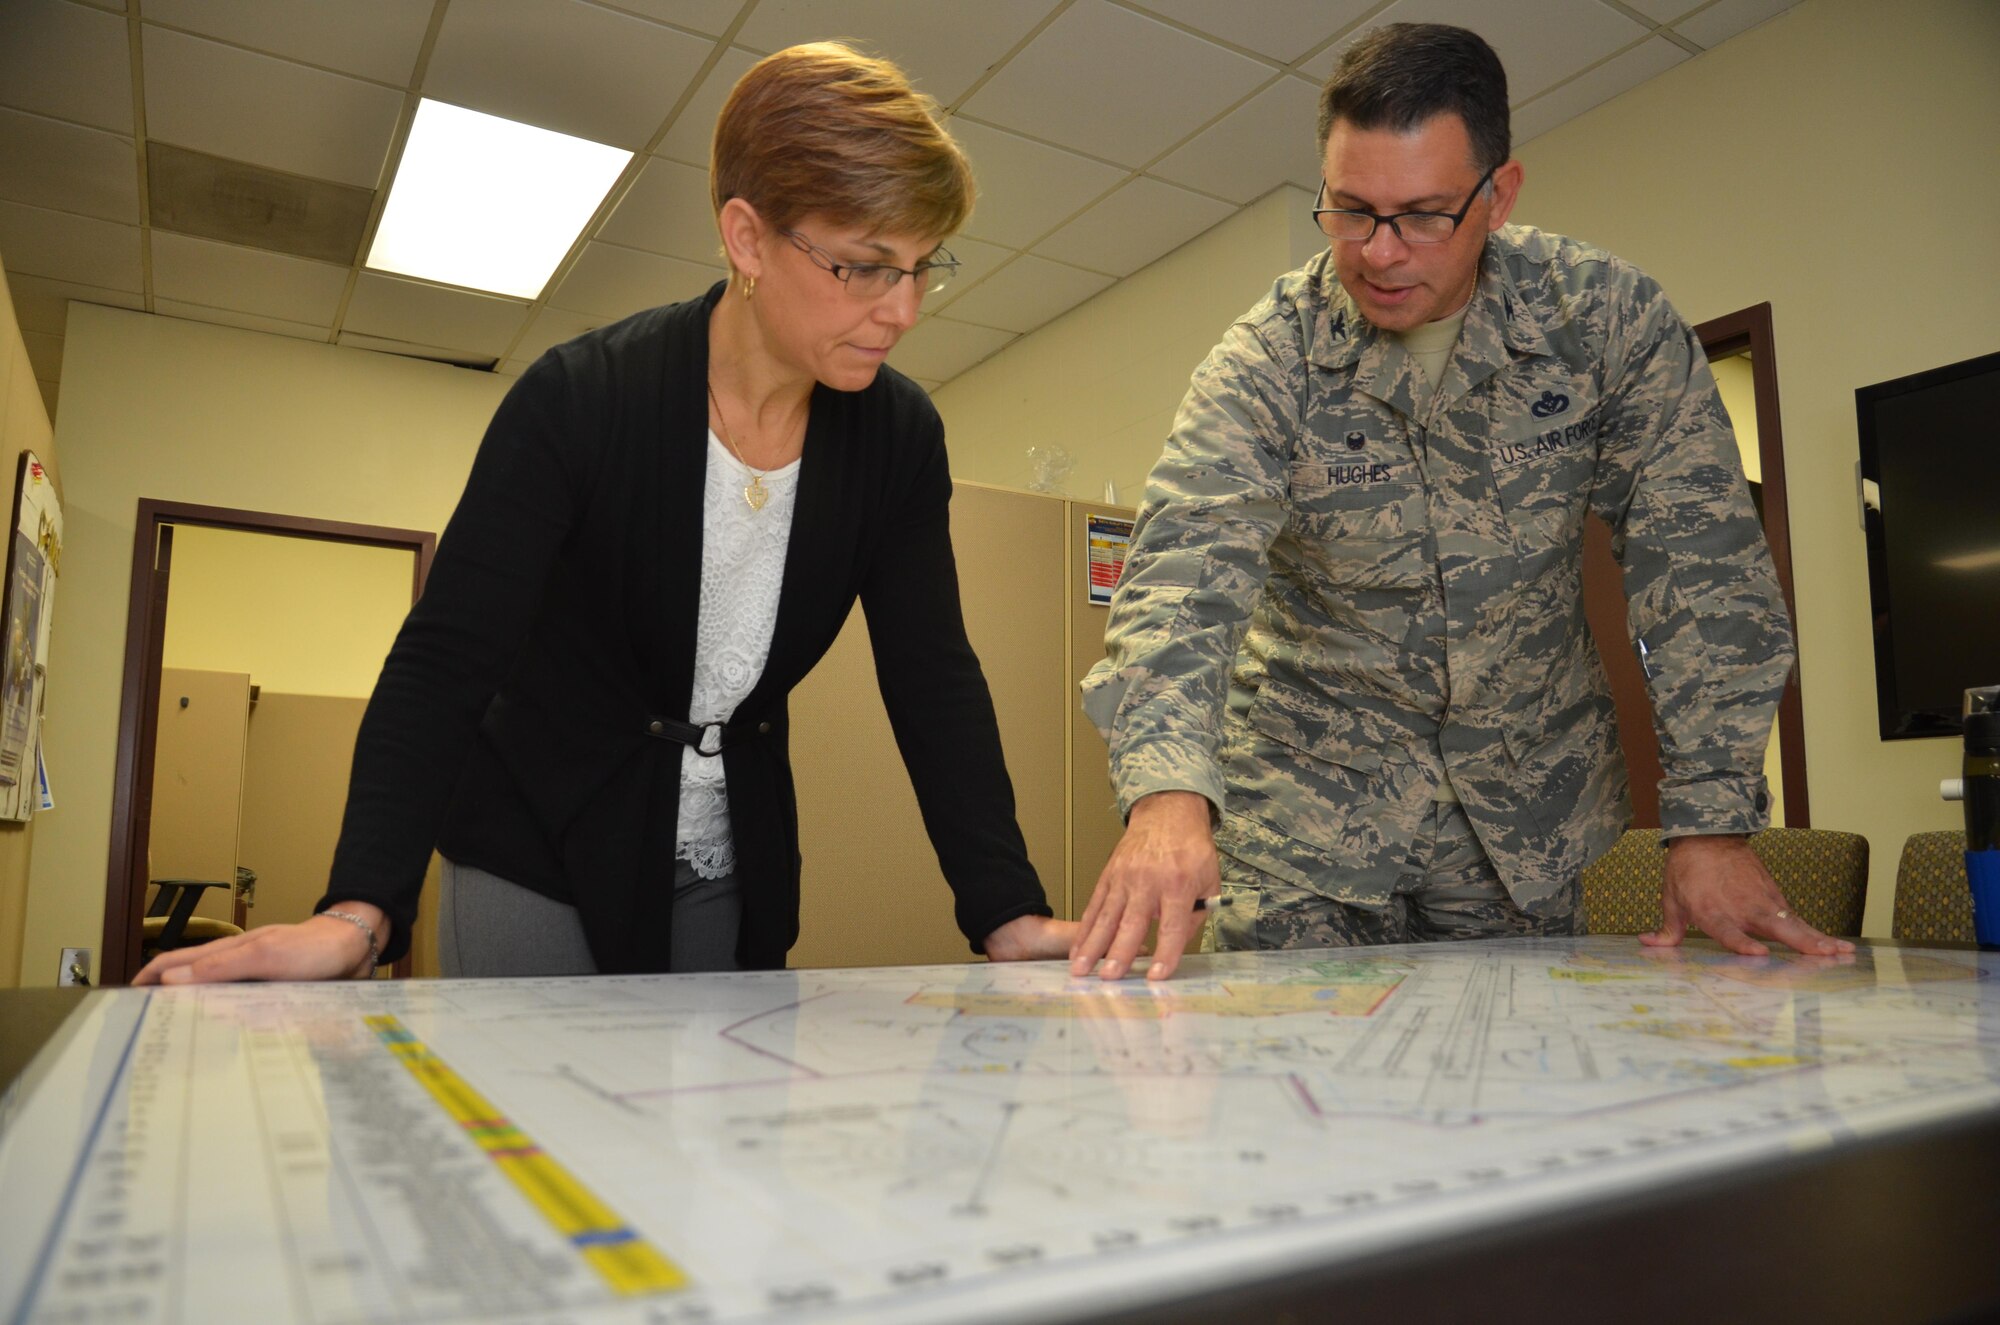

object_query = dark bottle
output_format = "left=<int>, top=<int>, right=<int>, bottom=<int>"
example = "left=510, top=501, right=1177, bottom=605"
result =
left=1964, top=685, right=2000, bottom=948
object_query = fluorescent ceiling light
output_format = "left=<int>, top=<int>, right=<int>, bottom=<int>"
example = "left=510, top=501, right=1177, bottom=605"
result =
left=367, top=99, right=632, bottom=299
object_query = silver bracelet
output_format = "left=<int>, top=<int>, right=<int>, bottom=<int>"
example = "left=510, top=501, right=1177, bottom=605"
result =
left=321, top=908, right=382, bottom=974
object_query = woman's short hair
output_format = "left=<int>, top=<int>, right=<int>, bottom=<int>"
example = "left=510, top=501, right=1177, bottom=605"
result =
left=711, top=42, right=974, bottom=255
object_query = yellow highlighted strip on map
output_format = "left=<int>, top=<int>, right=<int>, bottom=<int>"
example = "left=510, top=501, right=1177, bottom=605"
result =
left=365, top=1015, right=686, bottom=1296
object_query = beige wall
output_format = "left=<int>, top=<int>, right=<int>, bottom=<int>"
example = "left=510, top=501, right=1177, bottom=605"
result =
left=1509, top=0, right=1999, bottom=934
left=162, top=525, right=415, bottom=699
left=932, top=186, right=1324, bottom=502
left=21, top=307, right=508, bottom=984
left=0, top=259, right=58, bottom=986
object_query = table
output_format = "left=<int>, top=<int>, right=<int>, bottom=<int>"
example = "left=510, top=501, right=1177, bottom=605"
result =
left=3, top=938, right=1997, bottom=1323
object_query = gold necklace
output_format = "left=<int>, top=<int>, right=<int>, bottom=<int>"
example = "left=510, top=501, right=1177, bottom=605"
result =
left=705, top=379, right=769, bottom=511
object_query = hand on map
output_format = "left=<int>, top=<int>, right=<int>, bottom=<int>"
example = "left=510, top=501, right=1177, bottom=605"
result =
left=1642, top=835, right=1855, bottom=957
left=982, top=913, right=1080, bottom=961
left=132, top=903, right=388, bottom=985
left=1071, top=790, right=1219, bottom=981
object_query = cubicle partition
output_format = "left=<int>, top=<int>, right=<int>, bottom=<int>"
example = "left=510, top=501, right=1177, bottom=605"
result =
left=788, top=485, right=1134, bottom=967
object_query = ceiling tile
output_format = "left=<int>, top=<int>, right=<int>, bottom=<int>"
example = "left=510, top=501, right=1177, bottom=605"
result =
left=1304, top=0, right=1652, bottom=102
left=1674, top=0, right=1799, bottom=50
left=154, top=298, right=332, bottom=341
left=511, top=306, right=602, bottom=361
left=143, top=0, right=435, bottom=86
left=143, top=27, right=403, bottom=188
left=887, top=317, right=1015, bottom=381
left=344, top=273, right=533, bottom=356
left=599, top=156, right=720, bottom=263
left=1623, top=0, right=1703, bottom=19
left=958, top=1, right=1274, bottom=168
left=946, top=119, right=1124, bottom=249
left=0, top=108, right=140, bottom=223
left=653, top=45, right=758, bottom=165
left=1512, top=36, right=1690, bottom=144
left=1126, top=0, right=1376, bottom=63
left=0, top=0, right=134, bottom=134
left=733, top=0, right=1057, bottom=104
left=3, top=274, right=143, bottom=336
left=921, top=235, right=1015, bottom=315
left=1032, top=176, right=1235, bottom=277
left=151, top=231, right=350, bottom=325
left=550, top=243, right=725, bottom=320
left=21, top=329, right=63, bottom=383
left=936, top=254, right=1112, bottom=334
left=1150, top=75, right=1322, bottom=205
left=424, top=0, right=716, bottom=151
left=495, top=358, right=531, bottom=377
left=593, top=0, right=751, bottom=38
left=0, top=200, right=143, bottom=290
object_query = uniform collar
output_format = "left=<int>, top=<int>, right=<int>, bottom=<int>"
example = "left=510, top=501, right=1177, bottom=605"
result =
left=1305, top=228, right=1555, bottom=418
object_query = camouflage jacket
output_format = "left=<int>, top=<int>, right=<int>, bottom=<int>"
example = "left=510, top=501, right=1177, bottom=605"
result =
left=1082, top=225, right=1795, bottom=912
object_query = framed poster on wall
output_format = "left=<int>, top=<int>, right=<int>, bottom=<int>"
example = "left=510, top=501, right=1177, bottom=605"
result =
left=0, top=452, right=61, bottom=820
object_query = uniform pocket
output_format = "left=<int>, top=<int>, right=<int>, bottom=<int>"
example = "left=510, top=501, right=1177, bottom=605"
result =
left=1243, top=673, right=1385, bottom=776
left=1287, top=477, right=1430, bottom=590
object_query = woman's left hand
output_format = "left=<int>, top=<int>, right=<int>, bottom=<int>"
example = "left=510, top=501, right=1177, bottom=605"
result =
left=983, top=915, right=1080, bottom=962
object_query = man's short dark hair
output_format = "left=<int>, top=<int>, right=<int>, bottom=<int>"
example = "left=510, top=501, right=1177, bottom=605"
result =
left=1316, top=23, right=1510, bottom=173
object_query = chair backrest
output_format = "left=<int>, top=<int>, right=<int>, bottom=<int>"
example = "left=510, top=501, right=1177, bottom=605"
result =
left=1891, top=831, right=1973, bottom=943
left=1750, top=827, right=1869, bottom=937
left=1580, top=829, right=1669, bottom=936
left=1581, top=827, right=1869, bottom=937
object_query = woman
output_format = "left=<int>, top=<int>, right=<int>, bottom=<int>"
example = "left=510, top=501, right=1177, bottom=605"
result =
left=137, top=43, right=1072, bottom=984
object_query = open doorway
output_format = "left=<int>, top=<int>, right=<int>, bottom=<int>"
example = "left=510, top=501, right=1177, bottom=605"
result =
left=100, top=502, right=434, bottom=986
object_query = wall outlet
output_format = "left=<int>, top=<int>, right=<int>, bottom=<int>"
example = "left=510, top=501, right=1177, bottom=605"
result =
left=58, top=947, right=92, bottom=987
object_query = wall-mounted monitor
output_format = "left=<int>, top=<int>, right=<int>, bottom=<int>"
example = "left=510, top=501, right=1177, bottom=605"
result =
left=1857, top=348, right=2000, bottom=739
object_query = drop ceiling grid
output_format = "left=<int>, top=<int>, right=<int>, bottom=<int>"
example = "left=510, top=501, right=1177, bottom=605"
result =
left=0, top=0, right=1799, bottom=407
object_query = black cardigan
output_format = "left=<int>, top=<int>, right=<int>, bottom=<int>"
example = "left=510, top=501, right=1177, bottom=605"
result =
left=319, top=283, right=1050, bottom=972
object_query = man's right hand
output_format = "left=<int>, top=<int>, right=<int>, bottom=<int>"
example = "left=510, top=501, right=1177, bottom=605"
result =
left=1070, top=791, right=1220, bottom=981
left=133, top=902, right=389, bottom=986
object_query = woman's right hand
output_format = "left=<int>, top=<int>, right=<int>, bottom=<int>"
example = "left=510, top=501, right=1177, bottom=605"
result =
left=132, top=902, right=388, bottom=986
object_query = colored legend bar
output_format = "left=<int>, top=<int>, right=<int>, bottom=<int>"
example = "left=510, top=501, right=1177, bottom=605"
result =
left=365, top=1015, right=687, bottom=1296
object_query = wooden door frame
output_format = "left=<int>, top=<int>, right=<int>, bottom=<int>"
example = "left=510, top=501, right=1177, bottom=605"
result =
left=1693, top=302, right=1810, bottom=828
left=100, top=501, right=436, bottom=985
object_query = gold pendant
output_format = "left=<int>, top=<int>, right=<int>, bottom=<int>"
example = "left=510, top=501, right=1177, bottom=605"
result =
left=743, top=475, right=769, bottom=511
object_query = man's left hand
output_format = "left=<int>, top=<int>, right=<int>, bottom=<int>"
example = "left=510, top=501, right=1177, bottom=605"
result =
left=1641, top=834, right=1856, bottom=956
left=984, top=914, right=1080, bottom=962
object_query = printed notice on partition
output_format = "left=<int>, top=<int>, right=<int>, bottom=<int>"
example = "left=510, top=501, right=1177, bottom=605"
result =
left=1086, top=515, right=1133, bottom=606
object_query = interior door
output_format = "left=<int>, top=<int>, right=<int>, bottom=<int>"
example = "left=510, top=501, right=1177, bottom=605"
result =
left=147, top=668, right=252, bottom=929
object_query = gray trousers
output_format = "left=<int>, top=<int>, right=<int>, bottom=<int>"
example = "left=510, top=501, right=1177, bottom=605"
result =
left=438, top=856, right=742, bottom=977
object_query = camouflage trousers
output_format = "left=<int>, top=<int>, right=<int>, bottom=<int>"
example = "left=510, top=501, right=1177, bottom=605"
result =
left=1212, top=799, right=1580, bottom=950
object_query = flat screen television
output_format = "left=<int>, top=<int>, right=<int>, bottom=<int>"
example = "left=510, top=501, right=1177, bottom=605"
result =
left=1857, top=348, right=2000, bottom=739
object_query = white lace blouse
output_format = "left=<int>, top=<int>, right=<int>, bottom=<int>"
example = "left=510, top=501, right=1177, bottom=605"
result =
left=674, top=432, right=801, bottom=879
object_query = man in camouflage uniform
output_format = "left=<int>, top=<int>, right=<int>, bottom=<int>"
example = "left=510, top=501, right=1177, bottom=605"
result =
left=1073, top=23, right=1851, bottom=981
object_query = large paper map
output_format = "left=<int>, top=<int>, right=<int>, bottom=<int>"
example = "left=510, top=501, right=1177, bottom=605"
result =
left=3, top=937, right=1996, bottom=1324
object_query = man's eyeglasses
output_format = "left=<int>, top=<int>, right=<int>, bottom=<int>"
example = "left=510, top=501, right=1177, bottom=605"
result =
left=1311, top=165, right=1497, bottom=245
left=781, top=229, right=959, bottom=298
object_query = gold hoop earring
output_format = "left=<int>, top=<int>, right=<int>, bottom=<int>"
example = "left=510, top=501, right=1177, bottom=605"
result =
left=742, top=273, right=756, bottom=299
